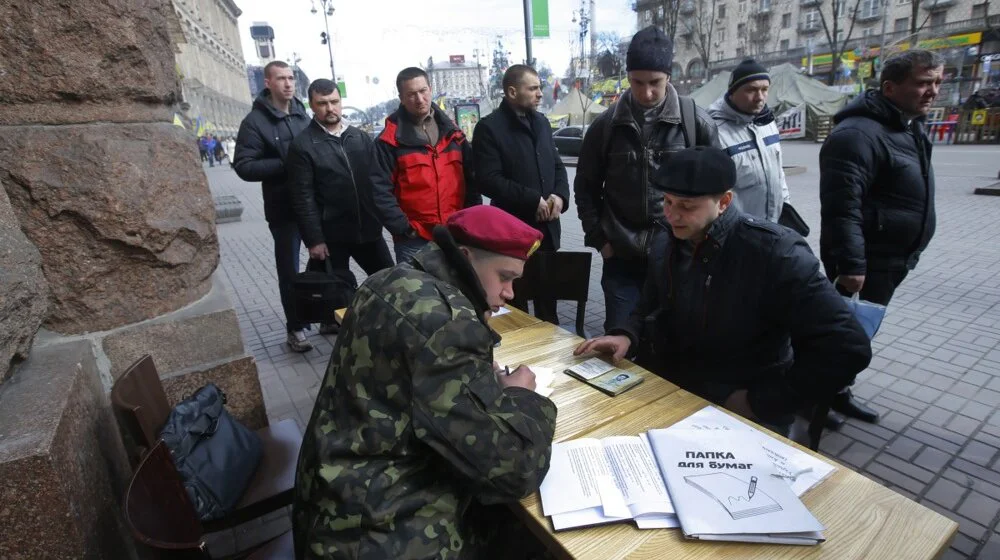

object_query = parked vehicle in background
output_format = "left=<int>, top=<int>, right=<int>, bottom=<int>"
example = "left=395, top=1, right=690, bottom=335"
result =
left=552, top=125, right=588, bottom=157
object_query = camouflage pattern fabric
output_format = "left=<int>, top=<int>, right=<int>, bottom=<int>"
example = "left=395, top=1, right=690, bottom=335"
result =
left=294, top=233, right=558, bottom=559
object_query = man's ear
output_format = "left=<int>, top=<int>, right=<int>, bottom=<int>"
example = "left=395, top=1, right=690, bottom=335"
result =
left=459, top=246, right=473, bottom=260
left=718, top=190, right=735, bottom=212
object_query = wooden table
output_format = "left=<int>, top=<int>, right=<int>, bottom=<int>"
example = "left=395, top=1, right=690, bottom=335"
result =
left=492, top=307, right=958, bottom=560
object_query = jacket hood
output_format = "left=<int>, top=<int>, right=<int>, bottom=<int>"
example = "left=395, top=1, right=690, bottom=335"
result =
left=834, top=90, right=908, bottom=130
left=253, top=89, right=308, bottom=120
left=709, top=95, right=774, bottom=126
left=612, top=82, right=681, bottom=126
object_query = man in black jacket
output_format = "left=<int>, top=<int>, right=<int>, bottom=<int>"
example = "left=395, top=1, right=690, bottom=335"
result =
left=287, top=79, right=393, bottom=333
left=577, top=147, right=872, bottom=433
left=575, top=26, right=719, bottom=332
left=473, top=64, right=570, bottom=323
left=234, top=61, right=312, bottom=352
left=819, top=50, right=942, bottom=423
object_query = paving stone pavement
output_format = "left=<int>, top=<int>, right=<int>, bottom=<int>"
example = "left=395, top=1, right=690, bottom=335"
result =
left=206, top=142, right=1000, bottom=559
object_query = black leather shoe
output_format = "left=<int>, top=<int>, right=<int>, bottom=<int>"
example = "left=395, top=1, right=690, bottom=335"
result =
left=825, top=410, right=846, bottom=430
left=831, top=391, right=880, bottom=423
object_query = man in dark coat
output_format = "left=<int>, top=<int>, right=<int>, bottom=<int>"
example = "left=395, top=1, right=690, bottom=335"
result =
left=819, top=50, right=942, bottom=423
left=575, top=26, right=720, bottom=332
left=577, top=147, right=872, bottom=434
left=473, top=64, right=570, bottom=323
left=234, top=61, right=312, bottom=352
left=287, top=79, right=393, bottom=334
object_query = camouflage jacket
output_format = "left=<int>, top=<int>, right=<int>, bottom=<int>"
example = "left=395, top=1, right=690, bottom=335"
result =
left=293, top=227, right=558, bottom=559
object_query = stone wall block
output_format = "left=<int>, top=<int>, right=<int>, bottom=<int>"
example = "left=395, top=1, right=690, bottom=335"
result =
left=0, top=123, right=219, bottom=334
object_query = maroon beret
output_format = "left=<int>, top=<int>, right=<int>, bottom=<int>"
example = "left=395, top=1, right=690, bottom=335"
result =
left=446, top=206, right=543, bottom=260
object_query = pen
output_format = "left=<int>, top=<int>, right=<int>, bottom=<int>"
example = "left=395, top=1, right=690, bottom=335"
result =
left=748, top=476, right=757, bottom=500
left=505, top=365, right=511, bottom=376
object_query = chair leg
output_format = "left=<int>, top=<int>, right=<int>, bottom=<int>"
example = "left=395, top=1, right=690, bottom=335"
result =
left=576, top=304, right=587, bottom=339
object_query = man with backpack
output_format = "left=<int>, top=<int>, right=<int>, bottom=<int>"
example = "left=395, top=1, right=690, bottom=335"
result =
left=575, top=26, right=720, bottom=331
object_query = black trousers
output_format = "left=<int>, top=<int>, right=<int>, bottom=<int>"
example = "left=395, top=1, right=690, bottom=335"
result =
left=306, top=238, right=394, bottom=278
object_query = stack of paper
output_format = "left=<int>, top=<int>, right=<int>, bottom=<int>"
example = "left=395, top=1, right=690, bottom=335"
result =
left=538, top=436, right=677, bottom=530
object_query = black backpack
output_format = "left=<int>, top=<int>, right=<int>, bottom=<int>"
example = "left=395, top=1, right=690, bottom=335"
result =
left=159, top=384, right=263, bottom=521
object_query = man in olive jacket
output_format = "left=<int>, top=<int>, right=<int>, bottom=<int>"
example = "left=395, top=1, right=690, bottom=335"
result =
left=294, top=206, right=557, bottom=559
left=474, top=64, right=570, bottom=323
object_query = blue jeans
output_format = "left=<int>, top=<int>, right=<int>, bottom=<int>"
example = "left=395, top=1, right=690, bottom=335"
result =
left=393, top=237, right=429, bottom=265
left=268, top=221, right=305, bottom=333
left=600, top=255, right=647, bottom=333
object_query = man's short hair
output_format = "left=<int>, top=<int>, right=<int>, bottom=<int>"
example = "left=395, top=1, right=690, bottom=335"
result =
left=308, top=78, right=340, bottom=101
left=396, top=67, right=429, bottom=93
left=264, top=60, right=290, bottom=80
left=879, top=50, right=944, bottom=87
left=502, top=65, right=538, bottom=92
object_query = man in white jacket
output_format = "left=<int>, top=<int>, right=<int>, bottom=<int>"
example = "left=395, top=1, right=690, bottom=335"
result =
left=709, top=59, right=789, bottom=224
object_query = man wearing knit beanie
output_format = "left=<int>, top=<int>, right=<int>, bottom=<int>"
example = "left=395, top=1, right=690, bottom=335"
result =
left=575, top=25, right=719, bottom=332
left=708, top=59, right=793, bottom=229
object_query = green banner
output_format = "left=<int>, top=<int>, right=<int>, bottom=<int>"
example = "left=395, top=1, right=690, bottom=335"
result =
left=532, top=0, right=549, bottom=38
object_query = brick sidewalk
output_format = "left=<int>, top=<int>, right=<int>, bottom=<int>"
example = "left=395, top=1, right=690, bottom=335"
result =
left=206, top=143, right=1000, bottom=559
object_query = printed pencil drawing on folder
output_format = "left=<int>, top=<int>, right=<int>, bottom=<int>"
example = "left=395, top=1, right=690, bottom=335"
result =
left=684, top=473, right=783, bottom=520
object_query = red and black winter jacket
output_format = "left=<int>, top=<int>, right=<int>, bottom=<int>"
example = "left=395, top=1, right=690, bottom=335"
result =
left=370, top=105, right=481, bottom=240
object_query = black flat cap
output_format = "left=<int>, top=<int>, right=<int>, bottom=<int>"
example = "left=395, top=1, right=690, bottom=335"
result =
left=651, top=146, right=737, bottom=197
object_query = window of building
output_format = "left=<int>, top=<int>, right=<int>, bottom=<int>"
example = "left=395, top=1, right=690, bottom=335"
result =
left=782, top=13, right=791, bottom=28
left=894, top=17, right=908, bottom=33
left=736, top=47, right=746, bottom=57
left=685, top=36, right=694, bottom=49
left=738, top=0, right=746, bottom=15
left=738, top=23, right=746, bottom=38
left=859, top=0, right=879, bottom=19
left=719, top=4, right=726, bottom=18
left=718, top=28, right=726, bottom=42
left=834, top=0, right=845, bottom=17
left=803, top=9, right=820, bottom=27
left=930, top=11, right=946, bottom=27
left=972, top=3, right=988, bottom=19
left=717, top=50, right=725, bottom=61
left=897, top=0, right=910, bottom=4
left=760, top=0, right=771, bottom=11
left=780, top=39, right=790, bottom=51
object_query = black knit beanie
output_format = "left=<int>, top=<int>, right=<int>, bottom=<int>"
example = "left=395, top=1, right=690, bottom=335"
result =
left=626, top=26, right=674, bottom=74
left=728, top=59, right=769, bottom=94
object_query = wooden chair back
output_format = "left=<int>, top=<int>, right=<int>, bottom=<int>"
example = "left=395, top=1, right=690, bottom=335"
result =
left=111, top=354, right=172, bottom=450
left=123, top=439, right=209, bottom=559
left=512, top=251, right=592, bottom=337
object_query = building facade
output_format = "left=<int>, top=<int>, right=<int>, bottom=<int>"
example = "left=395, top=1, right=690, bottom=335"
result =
left=170, top=0, right=253, bottom=137
left=636, top=0, right=997, bottom=101
left=429, top=56, right=487, bottom=99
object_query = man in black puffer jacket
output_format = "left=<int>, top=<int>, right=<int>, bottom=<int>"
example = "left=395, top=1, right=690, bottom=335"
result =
left=235, top=61, right=312, bottom=352
left=819, top=50, right=943, bottom=423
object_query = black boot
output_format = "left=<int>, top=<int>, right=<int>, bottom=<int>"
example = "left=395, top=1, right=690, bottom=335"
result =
left=831, top=390, right=880, bottom=423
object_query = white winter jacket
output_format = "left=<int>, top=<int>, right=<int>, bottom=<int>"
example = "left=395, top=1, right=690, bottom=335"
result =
left=708, top=96, right=789, bottom=223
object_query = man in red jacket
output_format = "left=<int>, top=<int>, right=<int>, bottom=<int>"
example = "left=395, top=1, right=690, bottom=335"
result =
left=370, top=67, right=481, bottom=264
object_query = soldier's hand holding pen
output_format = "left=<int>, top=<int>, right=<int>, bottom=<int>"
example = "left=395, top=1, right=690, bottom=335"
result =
left=494, top=363, right=537, bottom=391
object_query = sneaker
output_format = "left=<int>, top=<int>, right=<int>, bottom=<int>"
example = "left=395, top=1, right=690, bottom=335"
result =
left=287, top=330, right=313, bottom=352
left=319, top=322, right=340, bottom=335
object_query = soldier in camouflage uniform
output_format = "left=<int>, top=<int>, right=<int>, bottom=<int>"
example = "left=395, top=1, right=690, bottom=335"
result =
left=294, top=205, right=558, bottom=559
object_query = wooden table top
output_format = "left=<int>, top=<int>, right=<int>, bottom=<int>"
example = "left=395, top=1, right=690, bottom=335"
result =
left=493, top=307, right=958, bottom=560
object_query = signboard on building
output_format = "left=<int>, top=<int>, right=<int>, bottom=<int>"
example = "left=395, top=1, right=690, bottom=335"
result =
left=455, top=103, right=481, bottom=140
left=777, top=104, right=806, bottom=140
left=972, top=110, right=988, bottom=126
left=449, top=55, right=465, bottom=65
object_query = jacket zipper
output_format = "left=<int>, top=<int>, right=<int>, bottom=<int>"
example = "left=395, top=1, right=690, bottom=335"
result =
left=702, top=274, right=712, bottom=332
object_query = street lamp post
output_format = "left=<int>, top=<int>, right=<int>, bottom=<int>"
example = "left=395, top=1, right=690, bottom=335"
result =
left=311, top=0, right=336, bottom=81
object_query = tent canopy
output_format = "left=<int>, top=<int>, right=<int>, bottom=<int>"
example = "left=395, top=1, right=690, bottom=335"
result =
left=550, top=89, right=607, bottom=126
left=690, top=63, right=849, bottom=116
